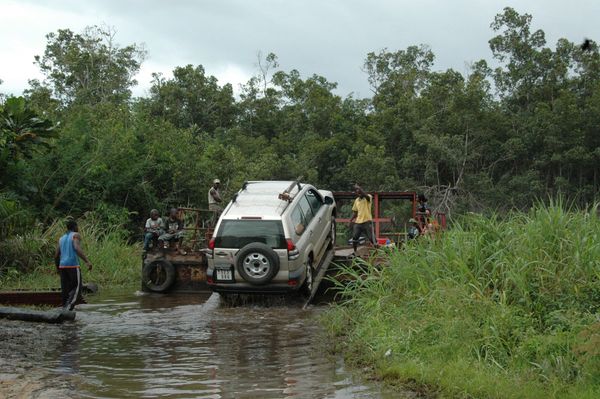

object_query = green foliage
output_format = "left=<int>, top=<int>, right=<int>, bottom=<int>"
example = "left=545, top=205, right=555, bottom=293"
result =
left=325, top=203, right=600, bottom=397
left=1, top=217, right=140, bottom=290
left=0, top=96, right=56, bottom=179
left=0, top=192, right=34, bottom=240
left=146, top=65, right=236, bottom=132
left=9, top=9, right=597, bottom=228
left=34, top=26, right=146, bottom=106
left=0, top=231, right=53, bottom=276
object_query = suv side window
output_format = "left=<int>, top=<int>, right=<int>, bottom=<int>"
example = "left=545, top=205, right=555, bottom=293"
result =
left=298, top=195, right=314, bottom=226
left=290, top=206, right=306, bottom=236
left=305, top=189, right=323, bottom=216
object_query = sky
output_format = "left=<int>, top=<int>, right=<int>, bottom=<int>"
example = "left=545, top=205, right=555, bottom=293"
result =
left=1, top=0, right=598, bottom=99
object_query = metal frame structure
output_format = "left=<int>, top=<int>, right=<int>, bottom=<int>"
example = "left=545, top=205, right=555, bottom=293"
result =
left=333, top=191, right=446, bottom=242
left=175, top=207, right=217, bottom=250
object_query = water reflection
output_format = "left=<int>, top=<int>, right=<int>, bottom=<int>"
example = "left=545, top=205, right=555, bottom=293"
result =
left=55, top=328, right=80, bottom=375
left=2, top=292, right=401, bottom=398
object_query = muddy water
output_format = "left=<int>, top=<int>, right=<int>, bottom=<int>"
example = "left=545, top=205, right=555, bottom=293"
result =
left=0, top=292, right=404, bottom=398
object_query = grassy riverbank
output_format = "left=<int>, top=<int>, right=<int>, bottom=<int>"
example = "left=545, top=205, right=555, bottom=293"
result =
left=325, top=203, right=600, bottom=398
left=0, top=220, right=140, bottom=290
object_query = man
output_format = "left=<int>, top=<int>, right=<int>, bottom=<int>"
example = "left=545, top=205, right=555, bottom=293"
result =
left=416, top=193, right=431, bottom=227
left=208, top=178, right=223, bottom=225
left=158, top=208, right=185, bottom=251
left=407, top=218, right=421, bottom=240
left=349, top=184, right=376, bottom=254
left=143, top=209, right=163, bottom=252
left=54, top=220, right=93, bottom=311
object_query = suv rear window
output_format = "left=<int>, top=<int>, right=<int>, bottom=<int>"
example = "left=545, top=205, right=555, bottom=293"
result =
left=214, top=220, right=286, bottom=249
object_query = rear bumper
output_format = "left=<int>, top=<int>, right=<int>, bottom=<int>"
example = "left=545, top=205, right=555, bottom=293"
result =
left=206, top=265, right=305, bottom=294
left=210, top=284, right=300, bottom=294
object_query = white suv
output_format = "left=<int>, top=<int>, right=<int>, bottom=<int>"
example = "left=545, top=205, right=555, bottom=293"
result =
left=206, top=180, right=336, bottom=295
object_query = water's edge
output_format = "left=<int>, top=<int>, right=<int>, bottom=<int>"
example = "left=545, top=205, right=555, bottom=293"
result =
left=0, top=291, right=401, bottom=398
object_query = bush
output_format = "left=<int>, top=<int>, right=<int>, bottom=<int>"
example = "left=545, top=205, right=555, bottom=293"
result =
left=1, top=217, right=140, bottom=289
left=325, top=202, right=600, bottom=398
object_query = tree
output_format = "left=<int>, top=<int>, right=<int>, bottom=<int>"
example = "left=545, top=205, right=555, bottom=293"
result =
left=0, top=97, right=56, bottom=181
left=488, top=7, right=600, bottom=206
left=256, top=51, right=279, bottom=96
left=0, top=78, right=6, bottom=103
left=364, top=45, right=435, bottom=101
left=147, top=65, right=236, bottom=133
left=35, top=25, right=146, bottom=106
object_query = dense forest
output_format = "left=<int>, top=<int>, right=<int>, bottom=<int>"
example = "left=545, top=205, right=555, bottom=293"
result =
left=1, top=7, right=599, bottom=241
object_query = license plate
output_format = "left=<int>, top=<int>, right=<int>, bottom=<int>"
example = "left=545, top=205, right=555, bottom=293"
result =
left=216, top=268, right=233, bottom=281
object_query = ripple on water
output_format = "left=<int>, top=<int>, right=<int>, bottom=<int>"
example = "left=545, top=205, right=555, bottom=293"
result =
left=2, top=292, right=401, bottom=398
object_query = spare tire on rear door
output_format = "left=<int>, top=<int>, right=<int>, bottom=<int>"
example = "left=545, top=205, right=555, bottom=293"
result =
left=236, top=243, right=280, bottom=285
left=142, top=260, right=176, bottom=292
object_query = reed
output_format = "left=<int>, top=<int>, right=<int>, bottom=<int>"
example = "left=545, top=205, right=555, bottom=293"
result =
left=325, top=201, right=600, bottom=398
left=1, top=218, right=141, bottom=290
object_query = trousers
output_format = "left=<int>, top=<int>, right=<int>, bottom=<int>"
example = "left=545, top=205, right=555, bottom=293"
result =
left=60, top=268, right=82, bottom=310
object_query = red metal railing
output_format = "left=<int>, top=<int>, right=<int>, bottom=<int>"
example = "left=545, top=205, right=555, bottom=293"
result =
left=332, top=191, right=446, bottom=242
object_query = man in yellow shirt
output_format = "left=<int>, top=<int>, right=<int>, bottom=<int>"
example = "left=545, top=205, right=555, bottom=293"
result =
left=350, top=184, right=376, bottom=254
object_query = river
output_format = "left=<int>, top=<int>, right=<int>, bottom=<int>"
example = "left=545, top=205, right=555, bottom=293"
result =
left=0, top=291, right=407, bottom=398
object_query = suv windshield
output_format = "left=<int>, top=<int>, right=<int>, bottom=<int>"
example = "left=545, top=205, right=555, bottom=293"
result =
left=215, top=220, right=286, bottom=249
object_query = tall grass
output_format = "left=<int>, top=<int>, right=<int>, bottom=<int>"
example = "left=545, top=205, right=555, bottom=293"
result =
left=0, top=218, right=141, bottom=290
left=325, top=201, right=600, bottom=398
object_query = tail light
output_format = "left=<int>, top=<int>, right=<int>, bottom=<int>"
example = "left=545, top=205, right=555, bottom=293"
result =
left=286, top=238, right=299, bottom=260
left=207, top=238, right=215, bottom=258
left=286, top=239, right=295, bottom=251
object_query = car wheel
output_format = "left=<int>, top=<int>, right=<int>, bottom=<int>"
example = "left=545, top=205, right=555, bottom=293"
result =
left=327, top=219, right=336, bottom=250
left=236, top=243, right=280, bottom=285
left=142, top=260, right=176, bottom=292
left=301, top=257, right=314, bottom=297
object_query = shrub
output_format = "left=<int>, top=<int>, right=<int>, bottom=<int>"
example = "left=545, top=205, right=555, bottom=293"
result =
left=325, top=202, right=600, bottom=398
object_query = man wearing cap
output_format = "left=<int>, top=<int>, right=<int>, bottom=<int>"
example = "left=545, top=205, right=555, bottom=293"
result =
left=208, top=179, right=223, bottom=225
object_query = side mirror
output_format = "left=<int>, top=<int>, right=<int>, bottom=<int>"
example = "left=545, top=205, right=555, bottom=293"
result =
left=295, top=223, right=305, bottom=235
left=324, top=196, right=334, bottom=205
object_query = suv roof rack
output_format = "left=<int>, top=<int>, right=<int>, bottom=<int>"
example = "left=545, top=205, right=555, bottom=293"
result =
left=233, top=181, right=252, bottom=203
left=278, top=177, right=303, bottom=203
left=277, top=177, right=303, bottom=215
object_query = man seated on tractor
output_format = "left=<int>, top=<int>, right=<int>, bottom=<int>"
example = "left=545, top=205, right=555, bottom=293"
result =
left=158, top=208, right=185, bottom=253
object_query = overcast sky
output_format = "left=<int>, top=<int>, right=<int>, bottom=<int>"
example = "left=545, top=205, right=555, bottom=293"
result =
left=1, top=0, right=598, bottom=99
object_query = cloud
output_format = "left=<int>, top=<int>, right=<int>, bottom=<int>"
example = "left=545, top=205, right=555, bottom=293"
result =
left=2, top=0, right=600, bottom=99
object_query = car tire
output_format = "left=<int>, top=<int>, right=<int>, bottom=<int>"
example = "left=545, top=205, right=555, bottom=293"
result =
left=236, top=243, right=280, bottom=285
left=142, top=260, right=176, bottom=292
left=301, top=257, right=314, bottom=297
left=327, top=219, right=336, bottom=250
